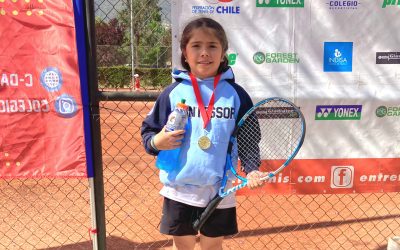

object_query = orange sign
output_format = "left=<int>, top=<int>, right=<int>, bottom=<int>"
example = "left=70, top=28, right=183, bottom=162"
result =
left=236, top=158, right=400, bottom=195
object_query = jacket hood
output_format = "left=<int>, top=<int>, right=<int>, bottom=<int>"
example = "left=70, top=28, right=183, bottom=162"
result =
left=171, top=67, right=235, bottom=83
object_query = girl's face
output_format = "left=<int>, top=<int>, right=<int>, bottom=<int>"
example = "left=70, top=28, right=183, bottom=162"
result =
left=183, top=28, right=224, bottom=79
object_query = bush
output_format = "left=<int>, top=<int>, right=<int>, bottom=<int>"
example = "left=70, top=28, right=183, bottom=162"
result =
left=97, top=66, right=172, bottom=89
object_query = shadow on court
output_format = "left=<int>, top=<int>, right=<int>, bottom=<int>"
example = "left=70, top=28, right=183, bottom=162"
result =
left=42, top=214, right=399, bottom=249
left=41, top=236, right=172, bottom=250
left=237, top=214, right=400, bottom=238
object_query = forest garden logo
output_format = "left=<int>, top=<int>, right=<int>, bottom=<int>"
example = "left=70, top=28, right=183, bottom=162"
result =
left=376, top=106, right=400, bottom=118
left=253, top=52, right=300, bottom=64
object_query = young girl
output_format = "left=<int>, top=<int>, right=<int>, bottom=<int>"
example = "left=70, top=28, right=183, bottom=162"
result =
left=141, top=17, right=266, bottom=250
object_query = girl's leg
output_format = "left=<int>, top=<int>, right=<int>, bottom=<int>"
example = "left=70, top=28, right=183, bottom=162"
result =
left=199, top=235, right=223, bottom=250
left=173, top=235, right=196, bottom=250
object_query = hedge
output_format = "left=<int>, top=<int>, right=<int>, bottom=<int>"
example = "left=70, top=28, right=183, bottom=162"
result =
left=97, top=66, right=172, bottom=89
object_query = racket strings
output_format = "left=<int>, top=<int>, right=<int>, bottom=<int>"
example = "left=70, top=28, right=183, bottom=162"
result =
left=236, top=100, right=303, bottom=173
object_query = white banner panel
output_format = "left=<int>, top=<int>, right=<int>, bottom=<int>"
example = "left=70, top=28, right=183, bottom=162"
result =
left=172, top=0, right=400, bottom=194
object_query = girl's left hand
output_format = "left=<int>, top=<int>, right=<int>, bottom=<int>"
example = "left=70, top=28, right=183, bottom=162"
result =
left=247, top=170, right=269, bottom=189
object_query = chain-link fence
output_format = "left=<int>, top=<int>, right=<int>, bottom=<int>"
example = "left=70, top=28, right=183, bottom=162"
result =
left=1, top=1, right=400, bottom=249
left=0, top=178, right=92, bottom=249
left=98, top=100, right=400, bottom=250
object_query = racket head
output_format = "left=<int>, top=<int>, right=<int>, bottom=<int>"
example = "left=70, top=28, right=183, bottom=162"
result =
left=193, top=97, right=306, bottom=231
left=228, top=97, right=306, bottom=185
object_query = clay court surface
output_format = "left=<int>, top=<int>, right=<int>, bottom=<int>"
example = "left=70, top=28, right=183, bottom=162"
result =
left=1, top=100, right=400, bottom=249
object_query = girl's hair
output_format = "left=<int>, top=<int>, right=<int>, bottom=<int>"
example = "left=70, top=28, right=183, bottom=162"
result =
left=180, top=17, right=229, bottom=73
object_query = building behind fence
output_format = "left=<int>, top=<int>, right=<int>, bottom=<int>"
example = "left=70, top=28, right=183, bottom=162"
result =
left=1, top=1, right=400, bottom=249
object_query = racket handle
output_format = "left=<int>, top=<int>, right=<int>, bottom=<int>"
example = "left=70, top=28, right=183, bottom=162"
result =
left=193, top=196, right=224, bottom=231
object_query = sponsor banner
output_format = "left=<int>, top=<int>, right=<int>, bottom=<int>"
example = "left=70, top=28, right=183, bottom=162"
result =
left=191, top=0, right=240, bottom=15
left=375, top=105, right=400, bottom=117
left=173, top=1, right=400, bottom=194
left=257, top=106, right=300, bottom=119
left=253, top=52, right=300, bottom=64
left=0, top=1, right=88, bottom=177
left=236, top=158, right=400, bottom=195
left=376, top=52, right=400, bottom=64
left=325, top=0, right=361, bottom=10
left=256, top=0, right=304, bottom=8
left=227, top=53, right=238, bottom=65
left=382, top=0, right=400, bottom=8
left=323, top=42, right=353, bottom=72
left=315, top=105, right=362, bottom=120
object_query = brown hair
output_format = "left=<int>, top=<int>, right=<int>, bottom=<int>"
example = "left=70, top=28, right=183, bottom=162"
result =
left=180, top=17, right=229, bottom=73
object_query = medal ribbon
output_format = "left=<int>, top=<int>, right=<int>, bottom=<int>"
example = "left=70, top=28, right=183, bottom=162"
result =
left=189, top=73, right=221, bottom=129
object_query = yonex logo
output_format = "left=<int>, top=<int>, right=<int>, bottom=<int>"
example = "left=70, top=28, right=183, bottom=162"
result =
left=256, top=0, right=304, bottom=7
left=315, top=105, right=362, bottom=120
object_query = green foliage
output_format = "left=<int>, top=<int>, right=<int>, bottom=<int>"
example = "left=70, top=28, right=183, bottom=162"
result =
left=95, top=1, right=171, bottom=69
left=95, top=17, right=129, bottom=66
left=97, top=66, right=130, bottom=88
left=117, top=1, right=171, bottom=67
left=95, top=18, right=125, bottom=45
left=97, top=66, right=171, bottom=89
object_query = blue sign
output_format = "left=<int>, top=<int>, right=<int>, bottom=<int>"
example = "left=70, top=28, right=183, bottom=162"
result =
left=324, top=42, right=353, bottom=72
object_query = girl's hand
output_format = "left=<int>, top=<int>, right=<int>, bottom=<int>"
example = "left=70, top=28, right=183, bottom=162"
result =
left=247, top=170, right=269, bottom=189
left=153, top=126, right=185, bottom=150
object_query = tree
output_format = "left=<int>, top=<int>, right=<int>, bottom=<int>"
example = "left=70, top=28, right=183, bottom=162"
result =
left=95, top=17, right=128, bottom=66
left=118, top=0, right=171, bottom=67
left=96, top=18, right=126, bottom=46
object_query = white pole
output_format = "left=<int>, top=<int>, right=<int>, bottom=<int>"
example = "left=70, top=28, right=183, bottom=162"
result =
left=130, top=0, right=136, bottom=90
left=89, top=178, right=98, bottom=250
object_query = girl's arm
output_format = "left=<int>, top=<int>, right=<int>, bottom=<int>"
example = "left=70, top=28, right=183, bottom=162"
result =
left=141, top=91, right=172, bottom=155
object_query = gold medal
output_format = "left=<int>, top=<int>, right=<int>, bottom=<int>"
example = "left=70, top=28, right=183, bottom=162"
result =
left=198, top=136, right=211, bottom=150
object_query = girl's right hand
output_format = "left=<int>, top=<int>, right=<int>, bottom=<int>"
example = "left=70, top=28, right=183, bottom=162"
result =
left=247, top=170, right=269, bottom=189
left=153, top=126, right=185, bottom=150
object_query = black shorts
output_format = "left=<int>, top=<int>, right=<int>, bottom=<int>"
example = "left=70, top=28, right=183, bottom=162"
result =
left=160, top=197, right=238, bottom=237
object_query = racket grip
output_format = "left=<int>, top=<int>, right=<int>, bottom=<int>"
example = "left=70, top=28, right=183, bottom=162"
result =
left=193, top=196, right=224, bottom=231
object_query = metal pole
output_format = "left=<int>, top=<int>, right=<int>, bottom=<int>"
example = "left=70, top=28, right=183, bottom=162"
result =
left=84, top=0, right=107, bottom=249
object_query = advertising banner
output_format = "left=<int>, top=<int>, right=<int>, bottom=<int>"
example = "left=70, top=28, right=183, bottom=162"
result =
left=172, top=0, right=400, bottom=194
left=0, top=1, right=88, bottom=177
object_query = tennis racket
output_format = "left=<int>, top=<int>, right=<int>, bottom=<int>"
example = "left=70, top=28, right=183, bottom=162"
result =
left=192, top=97, right=306, bottom=231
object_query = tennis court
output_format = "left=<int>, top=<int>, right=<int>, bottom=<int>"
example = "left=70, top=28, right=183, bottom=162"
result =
left=98, top=100, right=400, bottom=249
left=0, top=100, right=399, bottom=249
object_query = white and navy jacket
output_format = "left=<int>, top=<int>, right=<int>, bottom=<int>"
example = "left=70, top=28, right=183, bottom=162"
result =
left=141, top=67, right=254, bottom=187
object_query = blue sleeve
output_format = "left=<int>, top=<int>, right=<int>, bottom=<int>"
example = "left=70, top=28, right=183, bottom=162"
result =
left=141, top=82, right=178, bottom=155
left=230, top=82, right=254, bottom=123
left=230, top=82, right=260, bottom=173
